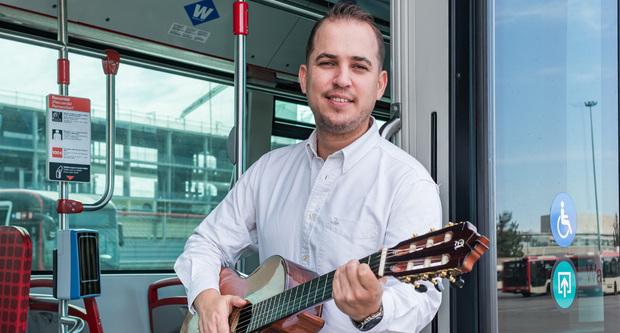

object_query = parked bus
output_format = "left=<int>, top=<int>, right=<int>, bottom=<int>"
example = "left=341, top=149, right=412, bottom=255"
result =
left=600, top=251, right=619, bottom=295
left=569, top=253, right=603, bottom=296
left=0, top=189, right=122, bottom=270
left=502, top=255, right=556, bottom=296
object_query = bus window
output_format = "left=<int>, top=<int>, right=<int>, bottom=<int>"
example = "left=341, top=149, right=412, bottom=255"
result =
left=0, top=189, right=121, bottom=271
left=601, top=251, right=620, bottom=294
left=571, top=255, right=603, bottom=296
left=0, top=200, right=11, bottom=225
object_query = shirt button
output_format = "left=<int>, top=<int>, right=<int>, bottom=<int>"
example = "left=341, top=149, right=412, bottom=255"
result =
left=302, top=255, right=309, bottom=262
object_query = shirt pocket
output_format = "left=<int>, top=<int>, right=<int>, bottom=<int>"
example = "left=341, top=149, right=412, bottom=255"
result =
left=324, top=216, right=379, bottom=240
left=317, top=216, right=382, bottom=272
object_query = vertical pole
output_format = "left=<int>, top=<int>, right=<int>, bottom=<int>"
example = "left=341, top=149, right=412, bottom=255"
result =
left=233, top=0, right=248, bottom=273
left=56, top=0, right=69, bottom=332
left=586, top=102, right=601, bottom=252
left=233, top=1, right=248, bottom=181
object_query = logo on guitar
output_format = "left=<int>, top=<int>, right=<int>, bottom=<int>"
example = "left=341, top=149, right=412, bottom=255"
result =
left=454, top=239, right=465, bottom=250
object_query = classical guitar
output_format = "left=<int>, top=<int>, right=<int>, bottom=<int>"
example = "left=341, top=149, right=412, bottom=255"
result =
left=181, top=221, right=489, bottom=333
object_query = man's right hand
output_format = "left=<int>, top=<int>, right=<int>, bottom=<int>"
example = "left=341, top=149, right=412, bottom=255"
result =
left=194, top=288, right=248, bottom=333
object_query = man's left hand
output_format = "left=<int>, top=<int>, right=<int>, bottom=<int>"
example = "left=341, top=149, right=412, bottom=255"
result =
left=332, top=259, right=385, bottom=321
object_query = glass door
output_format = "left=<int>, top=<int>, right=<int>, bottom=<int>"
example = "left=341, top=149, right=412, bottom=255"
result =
left=494, top=0, right=619, bottom=331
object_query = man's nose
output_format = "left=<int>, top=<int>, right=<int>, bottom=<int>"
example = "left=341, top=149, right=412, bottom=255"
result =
left=332, top=66, right=352, bottom=88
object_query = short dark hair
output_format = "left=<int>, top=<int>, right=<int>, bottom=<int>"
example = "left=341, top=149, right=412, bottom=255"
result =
left=305, top=1, right=385, bottom=70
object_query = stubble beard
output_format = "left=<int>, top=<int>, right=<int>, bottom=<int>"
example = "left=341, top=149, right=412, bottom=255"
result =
left=313, top=109, right=372, bottom=135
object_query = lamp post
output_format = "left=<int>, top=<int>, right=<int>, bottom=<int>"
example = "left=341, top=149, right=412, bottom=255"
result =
left=584, top=100, right=601, bottom=252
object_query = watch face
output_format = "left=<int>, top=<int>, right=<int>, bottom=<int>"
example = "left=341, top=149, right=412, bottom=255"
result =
left=359, top=315, right=384, bottom=331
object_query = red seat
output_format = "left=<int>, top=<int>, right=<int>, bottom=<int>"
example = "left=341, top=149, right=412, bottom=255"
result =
left=29, top=278, right=104, bottom=333
left=0, top=226, right=33, bottom=333
left=148, top=277, right=188, bottom=333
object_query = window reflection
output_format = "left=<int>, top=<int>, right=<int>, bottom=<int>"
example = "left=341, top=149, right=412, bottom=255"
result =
left=0, top=38, right=234, bottom=270
left=495, top=0, right=618, bottom=332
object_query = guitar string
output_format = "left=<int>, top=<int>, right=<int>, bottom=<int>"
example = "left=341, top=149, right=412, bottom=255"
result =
left=233, top=248, right=453, bottom=332
left=233, top=242, right=466, bottom=332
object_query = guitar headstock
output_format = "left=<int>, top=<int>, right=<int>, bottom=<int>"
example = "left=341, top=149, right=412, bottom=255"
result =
left=380, top=222, right=489, bottom=288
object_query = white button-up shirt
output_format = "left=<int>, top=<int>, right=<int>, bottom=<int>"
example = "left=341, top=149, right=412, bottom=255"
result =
left=175, top=120, right=442, bottom=332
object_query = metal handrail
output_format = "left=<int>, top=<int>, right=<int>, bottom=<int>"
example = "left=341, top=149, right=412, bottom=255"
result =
left=379, top=104, right=401, bottom=140
left=83, top=52, right=118, bottom=211
left=60, top=315, right=86, bottom=333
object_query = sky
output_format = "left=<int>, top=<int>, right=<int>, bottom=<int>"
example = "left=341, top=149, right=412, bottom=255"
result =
left=0, top=39, right=236, bottom=136
left=495, top=0, right=618, bottom=233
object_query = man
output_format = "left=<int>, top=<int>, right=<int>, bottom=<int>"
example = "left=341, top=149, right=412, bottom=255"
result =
left=175, top=2, right=442, bottom=332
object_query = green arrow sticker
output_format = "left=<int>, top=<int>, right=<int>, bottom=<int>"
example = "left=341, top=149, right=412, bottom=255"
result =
left=552, top=259, right=577, bottom=309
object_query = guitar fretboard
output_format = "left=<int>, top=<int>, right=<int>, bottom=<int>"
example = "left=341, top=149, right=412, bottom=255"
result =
left=234, top=251, right=382, bottom=333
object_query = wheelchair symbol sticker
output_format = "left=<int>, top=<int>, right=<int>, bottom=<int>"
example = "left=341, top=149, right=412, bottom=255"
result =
left=550, top=193, right=576, bottom=247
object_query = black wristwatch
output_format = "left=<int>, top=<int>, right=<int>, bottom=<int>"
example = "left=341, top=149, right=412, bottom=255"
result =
left=351, top=304, right=384, bottom=331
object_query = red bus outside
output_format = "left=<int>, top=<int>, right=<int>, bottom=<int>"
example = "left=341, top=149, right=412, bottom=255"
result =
left=502, top=255, right=556, bottom=296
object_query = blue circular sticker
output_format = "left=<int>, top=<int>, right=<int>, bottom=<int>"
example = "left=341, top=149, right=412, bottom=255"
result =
left=552, top=259, right=577, bottom=309
left=550, top=193, right=577, bottom=247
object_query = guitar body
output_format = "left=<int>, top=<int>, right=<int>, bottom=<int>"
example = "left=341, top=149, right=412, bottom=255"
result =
left=181, top=256, right=325, bottom=333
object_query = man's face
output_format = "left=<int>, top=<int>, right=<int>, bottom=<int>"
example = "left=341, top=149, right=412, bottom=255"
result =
left=299, top=19, right=388, bottom=135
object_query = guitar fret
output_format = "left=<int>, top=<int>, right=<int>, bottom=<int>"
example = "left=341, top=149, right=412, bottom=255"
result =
left=301, top=280, right=312, bottom=309
left=293, top=284, right=300, bottom=313
left=322, top=274, right=329, bottom=302
left=281, top=287, right=289, bottom=321
left=313, top=276, right=319, bottom=304
left=309, top=278, right=316, bottom=307
left=257, top=297, right=265, bottom=329
left=297, top=285, right=303, bottom=313
left=246, top=302, right=255, bottom=331
left=267, top=296, right=273, bottom=326
left=261, top=297, right=271, bottom=329
left=277, top=292, right=284, bottom=323
left=266, top=293, right=273, bottom=325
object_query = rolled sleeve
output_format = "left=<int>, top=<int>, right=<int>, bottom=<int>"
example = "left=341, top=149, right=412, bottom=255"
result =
left=174, top=157, right=264, bottom=313
left=370, top=176, right=443, bottom=332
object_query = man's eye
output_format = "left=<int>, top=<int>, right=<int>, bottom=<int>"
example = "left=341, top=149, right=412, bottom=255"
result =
left=353, top=64, right=369, bottom=71
left=319, top=62, right=335, bottom=66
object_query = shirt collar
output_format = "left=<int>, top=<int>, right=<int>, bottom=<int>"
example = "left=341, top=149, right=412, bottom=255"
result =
left=304, top=117, right=380, bottom=172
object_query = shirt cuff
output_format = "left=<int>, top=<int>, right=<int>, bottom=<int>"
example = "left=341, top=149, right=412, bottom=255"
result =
left=186, top=276, right=220, bottom=315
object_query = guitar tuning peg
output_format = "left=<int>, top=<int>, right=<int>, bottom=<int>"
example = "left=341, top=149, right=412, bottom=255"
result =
left=449, top=276, right=465, bottom=289
left=414, top=282, right=428, bottom=293
left=411, top=233, right=417, bottom=238
left=432, top=277, right=445, bottom=292
left=447, top=222, right=455, bottom=227
left=430, top=227, right=437, bottom=232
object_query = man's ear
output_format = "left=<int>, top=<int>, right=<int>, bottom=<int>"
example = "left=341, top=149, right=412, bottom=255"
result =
left=375, top=70, right=388, bottom=100
left=299, top=64, right=308, bottom=94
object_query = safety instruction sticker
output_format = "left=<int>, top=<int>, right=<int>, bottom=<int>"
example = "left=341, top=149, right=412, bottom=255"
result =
left=552, top=259, right=577, bottom=309
left=46, top=94, right=91, bottom=182
left=550, top=192, right=577, bottom=247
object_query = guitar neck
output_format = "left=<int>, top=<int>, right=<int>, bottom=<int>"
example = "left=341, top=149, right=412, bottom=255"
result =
left=240, top=251, right=383, bottom=332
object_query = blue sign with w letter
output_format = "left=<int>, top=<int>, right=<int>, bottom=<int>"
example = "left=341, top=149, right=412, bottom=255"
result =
left=184, top=0, right=220, bottom=26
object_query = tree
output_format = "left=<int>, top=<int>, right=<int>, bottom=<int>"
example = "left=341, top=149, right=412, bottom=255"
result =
left=497, top=211, right=526, bottom=258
